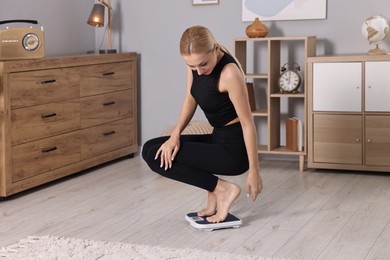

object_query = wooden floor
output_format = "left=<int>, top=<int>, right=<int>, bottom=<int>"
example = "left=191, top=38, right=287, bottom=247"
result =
left=1, top=155, right=390, bottom=259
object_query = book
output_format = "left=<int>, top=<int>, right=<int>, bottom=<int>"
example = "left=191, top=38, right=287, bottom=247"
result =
left=286, top=117, right=303, bottom=152
left=286, top=117, right=298, bottom=151
left=292, top=117, right=303, bottom=152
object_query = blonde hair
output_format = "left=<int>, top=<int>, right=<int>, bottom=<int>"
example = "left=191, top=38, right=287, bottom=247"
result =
left=179, top=25, right=244, bottom=75
left=180, top=25, right=215, bottom=55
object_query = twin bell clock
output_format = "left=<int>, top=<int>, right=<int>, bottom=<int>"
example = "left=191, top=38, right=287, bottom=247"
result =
left=0, top=20, right=45, bottom=60
left=279, top=62, right=302, bottom=93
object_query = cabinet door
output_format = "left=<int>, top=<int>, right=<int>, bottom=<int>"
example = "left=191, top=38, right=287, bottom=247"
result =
left=313, top=114, right=362, bottom=164
left=365, top=62, right=390, bottom=112
left=365, top=116, right=390, bottom=166
left=313, top=63, right=361, bottom=112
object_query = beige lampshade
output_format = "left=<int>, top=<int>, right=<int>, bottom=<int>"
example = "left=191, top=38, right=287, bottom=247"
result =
left=87, top=4, right=105, bottom=27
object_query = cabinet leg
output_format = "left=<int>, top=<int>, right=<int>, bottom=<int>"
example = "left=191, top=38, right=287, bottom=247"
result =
left=299, top=155, right=305, bottom=172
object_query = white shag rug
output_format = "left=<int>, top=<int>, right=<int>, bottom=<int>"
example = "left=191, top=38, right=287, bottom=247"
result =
left=0, top=236, right=262, bottom=260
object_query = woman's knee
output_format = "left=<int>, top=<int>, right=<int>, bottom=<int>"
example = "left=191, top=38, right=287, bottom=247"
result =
left=141, top=140, right=152, bottom=160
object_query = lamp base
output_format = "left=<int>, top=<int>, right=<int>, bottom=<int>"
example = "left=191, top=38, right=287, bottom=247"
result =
left=99, top=49, right=117, bottom=54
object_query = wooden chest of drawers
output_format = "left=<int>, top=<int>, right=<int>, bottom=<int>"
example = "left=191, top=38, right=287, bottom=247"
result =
left=0, top=53, right=138, bottom=197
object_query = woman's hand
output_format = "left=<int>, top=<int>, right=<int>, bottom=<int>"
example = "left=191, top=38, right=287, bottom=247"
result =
left=155, top=136, right=180, bottom=170
left=246, top=168, right=263, bottom=202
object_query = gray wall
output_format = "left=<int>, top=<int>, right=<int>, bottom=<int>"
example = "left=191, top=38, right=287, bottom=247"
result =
left=2, top=0, right=390, bottom=147
left=0, top=0, right=95, bottom=56
left=114, top=0, right=390, bottom=145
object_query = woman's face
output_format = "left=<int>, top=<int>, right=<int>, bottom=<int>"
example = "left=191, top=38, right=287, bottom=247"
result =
left=182, top=49, right=217, bottom=76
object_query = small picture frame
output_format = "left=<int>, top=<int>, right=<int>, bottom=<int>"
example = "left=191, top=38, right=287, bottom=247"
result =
left=193, top=0, right=219, bottom=6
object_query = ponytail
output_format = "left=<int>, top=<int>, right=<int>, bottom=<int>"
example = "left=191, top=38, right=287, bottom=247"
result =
left=216, top=43, right=245, bottom=77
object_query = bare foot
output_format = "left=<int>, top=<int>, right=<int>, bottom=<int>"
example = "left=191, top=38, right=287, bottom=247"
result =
left=206, top=179, right=241, bottom=223
left=198, top=192, right=217, bottom=217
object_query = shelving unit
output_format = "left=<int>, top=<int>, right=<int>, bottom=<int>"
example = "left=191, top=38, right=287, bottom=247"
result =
left=234, top=36, right=316, bottom=171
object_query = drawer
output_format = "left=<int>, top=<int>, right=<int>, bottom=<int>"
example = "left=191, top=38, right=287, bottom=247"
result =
left=80, top=118, right=134, bottom=160
left=11, top=100, right=80, bottom=145
left=12, top=132, right=81, bottom=182
left=9, top=67, right=80, bottom=109
left=80, top=62, right=132, bottom=97
left=80, top=90, right=133, bottom=128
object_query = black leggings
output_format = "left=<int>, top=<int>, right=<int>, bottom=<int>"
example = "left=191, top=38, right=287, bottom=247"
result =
left=142, top=122, right=249, bottom=192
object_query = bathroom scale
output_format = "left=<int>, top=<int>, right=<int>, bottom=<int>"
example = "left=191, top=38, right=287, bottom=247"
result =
left=185, top=212, right=242, bottom=231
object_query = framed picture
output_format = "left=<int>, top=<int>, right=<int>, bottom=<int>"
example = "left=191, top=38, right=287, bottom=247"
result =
left=193, top=0, right=219, bottom=6
left=242, top=0, right=327, bottom=21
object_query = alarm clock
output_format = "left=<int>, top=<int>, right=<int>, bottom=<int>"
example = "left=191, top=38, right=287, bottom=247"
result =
left=279, top=62, right=301, bottom=93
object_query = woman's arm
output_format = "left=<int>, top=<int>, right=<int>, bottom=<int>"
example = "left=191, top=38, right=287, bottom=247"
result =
left=155, top=67, right=198, bottom=170
left=220, top=63, right=263, bottom=201
left=170, top=67, right=198, bottom=140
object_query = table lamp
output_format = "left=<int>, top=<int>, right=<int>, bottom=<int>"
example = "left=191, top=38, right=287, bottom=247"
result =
left=87, top=0, right=117, bottom=53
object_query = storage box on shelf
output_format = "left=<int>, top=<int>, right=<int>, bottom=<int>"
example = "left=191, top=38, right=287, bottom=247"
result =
left=234, top=36, right=316, bottom=172
left=307, top=55, right=390, bottom=172
left=0, top=52, right=138, bottom=197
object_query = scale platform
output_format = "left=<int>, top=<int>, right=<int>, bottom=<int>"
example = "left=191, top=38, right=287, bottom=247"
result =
left=185, top=212, right=242, bottom=231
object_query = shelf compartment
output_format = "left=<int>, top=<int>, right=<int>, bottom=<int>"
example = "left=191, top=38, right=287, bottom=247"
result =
left=270, top=93, right=305, bottom=98
left=245, top=73, right=269, bottom=79
left=265, top=146, right=305, bottom=155
left=257, top=145, right=268, bottom=153
left=252, top=109, right=268, bottom=117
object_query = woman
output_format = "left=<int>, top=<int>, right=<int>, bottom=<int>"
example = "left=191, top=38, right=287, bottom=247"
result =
left=142, top=25, right=262, bottom=223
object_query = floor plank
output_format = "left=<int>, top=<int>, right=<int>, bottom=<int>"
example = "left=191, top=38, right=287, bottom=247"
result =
left=1, top=156, right=390, bottom=259
left=316, top=174, right=390, bottom=260
left=273, top=173, right=385, bottom=259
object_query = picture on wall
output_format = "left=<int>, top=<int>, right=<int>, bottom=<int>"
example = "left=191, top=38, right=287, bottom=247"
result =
left=193, top=0, right=219, bottom=6
left=242, top=0, right=327, bottom=21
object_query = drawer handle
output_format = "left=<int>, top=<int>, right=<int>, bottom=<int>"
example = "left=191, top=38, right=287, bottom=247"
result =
left=42, top=146, right=57, bottom=153
left=103, top=101, right=116, bottom=106
left=102, top=72, right=115, bottom=76
left=103, top=130, right=116, bottom=136
left=41, top=113, right=57, bottom=119
left=41, top=79, right=56, bottom=84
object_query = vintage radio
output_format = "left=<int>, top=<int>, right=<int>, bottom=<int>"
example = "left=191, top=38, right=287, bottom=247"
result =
left=0, top=20, right=45, bottom=60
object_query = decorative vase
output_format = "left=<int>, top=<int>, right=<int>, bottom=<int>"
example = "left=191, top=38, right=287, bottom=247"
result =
left=246, top=17, right=268, bottom=38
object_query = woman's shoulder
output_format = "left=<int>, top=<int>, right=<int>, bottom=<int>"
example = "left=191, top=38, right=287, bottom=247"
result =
left=221, top=63, right=242, bottom=80
left=219, top=63, right=245, bottom=92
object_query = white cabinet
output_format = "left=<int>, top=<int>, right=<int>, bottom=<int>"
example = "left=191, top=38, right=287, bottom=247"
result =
left=308, top=55, right=390, bottom=172
left=313, top=62, right=361, bottom=112
left=312, top=60, right=390, bottom=113
left=365, top=61, right=390, bottom=112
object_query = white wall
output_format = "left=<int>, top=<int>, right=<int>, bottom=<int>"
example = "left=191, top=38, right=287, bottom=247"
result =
left=2, top=0, right=390, bottom=147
